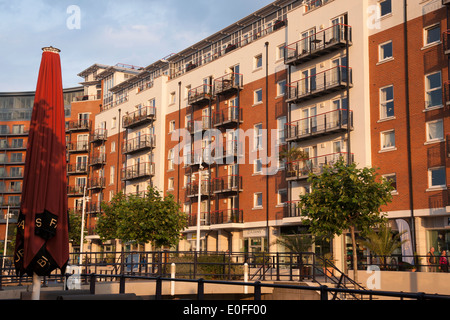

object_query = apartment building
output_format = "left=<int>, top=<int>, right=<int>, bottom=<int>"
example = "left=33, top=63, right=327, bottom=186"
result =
left=369, top=0, right=450, bottom=258
left=0, top=87, right=84, bottom=242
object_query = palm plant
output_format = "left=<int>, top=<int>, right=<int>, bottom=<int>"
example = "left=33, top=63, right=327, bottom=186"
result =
left=360, top=223, right=405, bottom=270
left=279, top=146, right=309, bottom=163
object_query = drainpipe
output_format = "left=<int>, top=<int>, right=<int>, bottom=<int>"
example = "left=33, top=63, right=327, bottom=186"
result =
left=265, top=41, right=270, bottom=253
left=403, top=0, right=417, bottom=253
left=117, top=108, right=121, bottom=194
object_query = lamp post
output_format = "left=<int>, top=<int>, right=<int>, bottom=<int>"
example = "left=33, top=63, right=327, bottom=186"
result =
left=79, top=186, right=90, bottom=264
left=2, top=206, right=11, bottom=269
left=196, top=163, right=203, bottom=252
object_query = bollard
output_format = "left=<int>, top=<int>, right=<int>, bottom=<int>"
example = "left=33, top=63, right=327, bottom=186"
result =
left=243, top=263, right=248, bottom=294
left=254, top=281, right=262, bottom=300
left=155, top=276, right=162, bottom=300
left=320, top=285, right=328, bottom=300
left=170, top=263, right=176, bottom=296
left=119, top=274, right=125, bottom=294
left=197, top=278, right=204, bottom=300
left=89, top=273, right=96, bottom=294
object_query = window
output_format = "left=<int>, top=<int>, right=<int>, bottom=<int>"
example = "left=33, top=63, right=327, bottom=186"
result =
left=254, top=89, right=263, bottom=105
left=169, top=120, right=176, bottom=133
left=254, top=192, right=263, bottom=208
left=277, top=80, right=286, bottom=97
left=277, top=189, right=288, bottom=206
left=254, top=54, right=262, bottom=69
left=168, top=149, right=174, bottom=170
left=254, top=159, right=263, bottom=173
left=381, top=130, right=395, bottom=150
left=424, top=24, right=441, bottom=46
left=426, top=119, right=444, bottom=142
left=379, top=41, right=393, bottom=62
left=429, top=167, right=446, bottom=188
left=184, top=174, right=191, bottom=188
left=379, top=0, right=392, bottom=17
left=111, top=117, right=117, bottom=129
left=170, top=92, right=176, bottom=104
left=425, top=72, right=442, bottom=108
left=277, top=44, right=285, bottom=61
left=380, top=85, right=394, bottom=118
left=277, top=116, right=286, bottom=145
left=168, top=177, right=174, bottom=190
left=110, top=166, right=115, bottom=185
left=383, top=173, right=397, bottom=192
left=254, top=123, right=263, bottom=150
left=111, top=141, right=116, bottom=153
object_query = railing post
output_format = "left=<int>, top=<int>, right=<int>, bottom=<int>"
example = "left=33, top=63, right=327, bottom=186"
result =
left=197, top=278, right=205, bottom=300
left=155, top=276, right=162, bottom=300
left=0, top=263, right=3, bottom=291
left=320, top=285, right=328, bottom=301
left=119, top=274, right=125, bottom=294
left=276, top=252, right=280, bottom=281
left=89, top=273, right=96, bottom=294
left=193, top=251, right=197, bottom=279
left=254, top=281, right=262, bottom=300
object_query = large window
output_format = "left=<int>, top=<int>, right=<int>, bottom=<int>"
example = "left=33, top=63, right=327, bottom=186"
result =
left=425, top=71, right=442, bottom=109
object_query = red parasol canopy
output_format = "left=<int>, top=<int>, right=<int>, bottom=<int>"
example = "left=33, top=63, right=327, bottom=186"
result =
left=14, top=47, right=69, bottom=277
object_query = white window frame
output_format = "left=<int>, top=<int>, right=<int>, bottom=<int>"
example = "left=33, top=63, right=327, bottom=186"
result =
left=277, top=189, right=288, bottom=207
left=380, top=85, right=394, bottom=119
left=254, top=88, right=263, bottom=105
left=168, top=149, right=174, bottom=170
left=426, top=119, right=444, bottom=142
left=428, top=167, right=446, bottom=189
left=382, top=173, right=397, bottom=194
left=425, top=71, right=442, bottom=109
left=254, top=54, right=263, bottom=70
left=277, top=80, right=286, bottom=97
left=253, top=192, right=263, bottom=209
left=254, top=158, right=263, bottom=174
left=254, top=123, right=263, bottom=150
left=379, top=0, right=392, bottom=17
left=424, top=23, right=441, bottom=47
left=380, top=130, right=395, bottom=151
left=378, top=40, right=393, bottom=62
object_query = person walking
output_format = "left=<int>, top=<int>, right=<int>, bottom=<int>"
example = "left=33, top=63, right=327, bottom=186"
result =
left=427, top=247, right=437, bottom=272
left=439, top=250, right=448, bottom=272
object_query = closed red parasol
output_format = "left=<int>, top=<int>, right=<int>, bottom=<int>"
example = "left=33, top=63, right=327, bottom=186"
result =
left=14, top=47, right=69, bottom=285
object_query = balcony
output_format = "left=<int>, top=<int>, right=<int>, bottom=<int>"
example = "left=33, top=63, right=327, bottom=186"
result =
left=67, top=162, right=88, bottom=174
left=210, top=209, right=243, bottom=225
left=188, top=84, right=213, bottom=106
left=213, top=73, right=243, bottom=96
left=121, top=162, right=155, bottom=181
left=88, top=177, right=105, bottom=190
left=212, top=140, right=241, bottom=161
left=286, top=66, right=352, bottom=104
left=1, top=141, right=27, bottom=151
left=285, top=24, right=352, bottom=66
left=212, top=175, right=242, bottom=194
left=67, top=141, right=89, bottom=153
left=187, top=116, right=211, bottom=134
left=187, top=212, right=210, bottom=227
left=213, top=106, right=243, bottom=128
left=283, top=201, right=301, bottom=219
left=122, top=134, right=156, bottom=154
left=185, top=148, right=214, bottom=167
left=90, top=129, right=107, bottom=143
left=67, top=185, right=85, bottom=196
left=286, top=152, right=352, bottom=181
left=0, top=186, right=22, bottom=194
left=0, top=127, right=29, bottom=137
left=123, top=106, right=156, bottom=129
left=66, top=120, right=91, bottom=132
left=86, top=202, right=102, bottom=214
left=186, top=180, right=210, bottom=198
left=285, top=109, right=353, bottom=142
left=89, top=152, right=106, bottom=166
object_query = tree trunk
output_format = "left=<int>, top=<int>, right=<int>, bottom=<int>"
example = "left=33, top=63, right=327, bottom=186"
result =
left=350, top=225, right=358, bottom=283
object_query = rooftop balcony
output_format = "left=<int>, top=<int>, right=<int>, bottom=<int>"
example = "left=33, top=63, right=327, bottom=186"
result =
left=122, top=134, right=156, bottom=154
left=286, top=66, right=352, bottom=104
left=213, top=73, right=243, bottom=96
left=212, top=175, right=242, bottom=194
left=121, top=162, right=155, bottom=181
left=210, top=209, right=243, bottom=225
left=66, top=120, right=91, bottom=132
left=188, top=84, right=213, bottom=106
left=123, top=106, right=156, bottom=129
left=285, top=24, right=352, bottom=66
left=285, top=109, right=353, bottom=142
left=286, top=152, right=352, bottom=181
left=213, top=106, right=243, bottom=128
left=90, top=128, right=107, bottom=143
left=67, top=162, right=88, bottom=174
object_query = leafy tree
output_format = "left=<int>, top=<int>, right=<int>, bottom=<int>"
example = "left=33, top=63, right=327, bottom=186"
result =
left=97, top=187, right=188, bottom=249
left=68, top=209, right=84, bottom=247
left=299, top=158, right=393, bottom=281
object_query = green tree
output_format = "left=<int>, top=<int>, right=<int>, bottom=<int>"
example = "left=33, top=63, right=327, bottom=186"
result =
left=299, top=158, right=393, bottom=281
left=97, top=187, right=187, bottom=249
left=68, top=209, right=84, bottom=247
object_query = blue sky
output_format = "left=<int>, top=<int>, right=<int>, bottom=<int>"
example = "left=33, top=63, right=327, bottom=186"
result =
left=0, top=0, right=275, bottom=92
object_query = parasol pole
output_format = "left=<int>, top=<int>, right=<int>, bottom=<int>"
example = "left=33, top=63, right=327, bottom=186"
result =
left=31, top=273, right=41, bottom=300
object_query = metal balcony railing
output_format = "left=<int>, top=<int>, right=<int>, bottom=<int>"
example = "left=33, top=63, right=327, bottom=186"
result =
left=187, top=116, right=211, bottom=134
left=213, top=106, right=243, bottom=127
left=88, top=177, right=105, bottom=190
left=188, top=84, right=213, bottom=106
left=210, top=209, right=243, bottom=225
left=187, top=212, right=210, bottom=227
left=283, top=201, right=302, bottom=218
left=67, top=141, right=89, bottom=153
left=212, top=175, right=242, bottom=194
left=213, top=73, right=243, bottom=95
left=66, top=120, right=91, bottom=132
left=89, top=153, right=106, bottom=166
left=122, top=106, right=156, bottom=128
left=285, top=23, right=352, bottom=65
left=67, top=162, right=88, bottom=174
left=285, top=109, right=353, bottom=142
left=122, top=134, right=156, bottom=154
left=67, top=185, right=85, bottom=196
left=121, top=162, right=155, bottom=181
left=90, top=128, right=107, bottom=143
left=286, top=152, right=352, bottom=181
left=186, top=180, right=211, bottom=197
